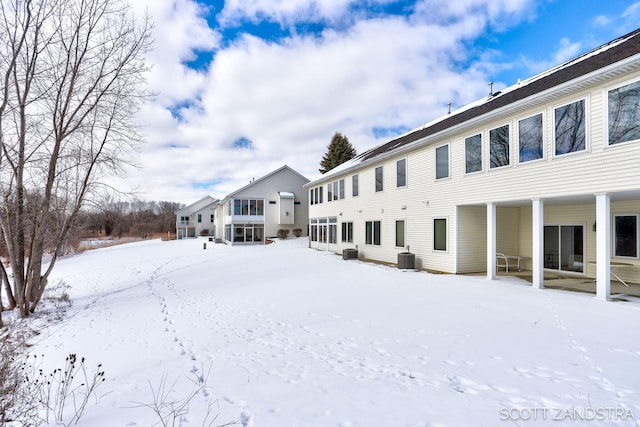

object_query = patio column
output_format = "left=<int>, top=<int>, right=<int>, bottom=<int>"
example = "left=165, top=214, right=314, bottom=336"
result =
left=487, top=202, right=497, bottom=280
left=532, top=198, right=544, bottom=289
left=595, top=193, right=611, bottom=300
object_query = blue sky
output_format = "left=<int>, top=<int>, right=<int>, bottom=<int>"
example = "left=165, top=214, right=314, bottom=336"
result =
left=123, top=0, right=640, bottom=202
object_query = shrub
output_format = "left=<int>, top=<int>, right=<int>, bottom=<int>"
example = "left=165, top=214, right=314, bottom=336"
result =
left=199, top=229, right=210, bottom=236
left=277, top=229, right=290, bottom=239
left=133, top=366, right=239, bottom=427
left=0, top=346, right=105, bottom=426
left=292, top=228, right=303, bottom=237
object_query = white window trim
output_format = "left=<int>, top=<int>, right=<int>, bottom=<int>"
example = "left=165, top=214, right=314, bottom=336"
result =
left=464, top=132, right=483, bottom=175
left=604, top=76, right=640, bottom=147
left=433, top=216, right=448, bottom=253
left=375, top=166, right=384, bottom=193
left=552, top=96, right=589, bottom=159
left=395, top=218, right=407, bottom=248
left=488, top=122, right=511, bottom=170
left=435, top=143, right=451, bottom=181
left=613, top=213, right=639, bottom=259
left=352, top=174, right=359, bottom=198
left=396, top=158, right=408, bottom=188
left=516, top=111, right=546, bottom=165
left=365, top=220, right=382, bottom=245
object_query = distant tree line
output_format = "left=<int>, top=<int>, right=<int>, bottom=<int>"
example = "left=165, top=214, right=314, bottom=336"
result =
left=77, top=199, right=183, bottom=241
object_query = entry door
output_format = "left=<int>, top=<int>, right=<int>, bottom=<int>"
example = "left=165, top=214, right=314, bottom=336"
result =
left=318, top=223, right=328, bottom=250
left=328, top=217, right=338, bottom=252
left=544, top=225, right=584, bottom=273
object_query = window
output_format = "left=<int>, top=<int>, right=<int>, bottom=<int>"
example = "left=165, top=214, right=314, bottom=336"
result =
left=395, top=220, right=405, bottom=248
left=232, top=223, right=264, bottom=243
left=179, top=216, right=189, bottom=225
left=434, top=218, right=447, bottom=251
left=375, top=166, right=383, bottom=192
left=555, top=99, right=586, bottom=155
left=608, top=79, right=640, bottom=145
left=365, top=220, right=381, bottom=245
left=435, top=144, right=449, bottom=179
left=310, top=218, right=318, bottom=242
left=465, top=134, right=482, bottom=173
left=544, top=225, right=584, bottom=272
left=210, top=214, right=214, bottom=223
left=614, top=215, right=638, bottom=258
left=518, top=113, right=543, bottom=162
left=311, top=187, right=323, bottom=204
left=489, top=124, right=510, bottom=168
left=310, top=189, right=314, bottom=205
left=197, top=214, right=202, bottom=223
left=327, top=180, right=344, bottom=201
left=328, top=217, right=337, bottom=244
left=233, top=199, right=264, bottom=215
left=341, top=222, right=353, bottom=243
left=396, top=159, right=407, bottom=187
left=352, top=174, right=359, bottom=197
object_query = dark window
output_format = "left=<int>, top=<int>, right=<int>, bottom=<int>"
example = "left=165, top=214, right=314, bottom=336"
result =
left=436, top=145, right=449, bottom=179
left=518, top=113, right=543, bottom=162
left=434, top=218, right=447, bottom=251
left=397, top=159, right=406, bottom=187
left=352, top=174, right=359, bottom=197
left=614, top=215, right=638, bottom=258
left=609, top=80, right=640, bottom=145
left=465, top=134, right=482, bottom=173
left=341, top=222, right=353, bottom=243
left=365, top=220, right=381, bottom=245
left=555, top=99, right=586, bottom=155
left=395, top=220, right=405, bottom=247
left=489, top=124, right=510, bottom=168
left=375, top=166, right=383, bottom=192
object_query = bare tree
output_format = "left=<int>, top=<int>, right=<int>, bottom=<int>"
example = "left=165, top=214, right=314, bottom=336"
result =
left=0, top=0, right=152, bottom=317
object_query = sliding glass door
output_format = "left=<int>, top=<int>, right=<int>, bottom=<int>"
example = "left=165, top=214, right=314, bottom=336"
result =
left=544, top=225, right=584, bottom=273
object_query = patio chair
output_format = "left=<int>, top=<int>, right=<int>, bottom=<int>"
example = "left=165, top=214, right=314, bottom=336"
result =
left=496, top=253, right=509, bottom=272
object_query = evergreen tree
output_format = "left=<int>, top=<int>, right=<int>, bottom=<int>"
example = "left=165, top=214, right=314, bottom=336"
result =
left=319, top=132, right=357, bottom=174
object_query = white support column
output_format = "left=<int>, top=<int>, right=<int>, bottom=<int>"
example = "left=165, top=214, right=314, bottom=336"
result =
left=596, top=193, right=611, bottom=300
left=532, top=198, right=544, bottom=289
left=487, top=202, right=497, bottom=280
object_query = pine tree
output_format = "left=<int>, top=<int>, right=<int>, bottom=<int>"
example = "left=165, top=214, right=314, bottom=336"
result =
left=319, top=132, right=357, bottom=174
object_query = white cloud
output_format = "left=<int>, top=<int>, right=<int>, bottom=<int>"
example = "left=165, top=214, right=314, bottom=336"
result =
left=520, top=37, right=582, bottom=76
left=592, top=14, right=612, bottom=27
left=122, top=0, right=536, bottom=203
left=621, top=2, right=640, bottom=30
left=217, top=0, right=366, bottom=27
left=131, top=0, right=220, bottom=106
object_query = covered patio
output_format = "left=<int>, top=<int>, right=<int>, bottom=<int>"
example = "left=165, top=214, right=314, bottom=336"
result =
left=458, top=189, right=640, bottom=301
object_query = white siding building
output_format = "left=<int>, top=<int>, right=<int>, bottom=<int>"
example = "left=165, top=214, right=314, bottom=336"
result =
left=306, top=29, right=640, bottom=300
left=216, top=165, right=310, bottom=245
left=175, top=196, right=218, bottom=239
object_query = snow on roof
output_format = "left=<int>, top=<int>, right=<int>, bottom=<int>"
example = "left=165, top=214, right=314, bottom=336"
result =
left=308, top=27, right=640, bottom=185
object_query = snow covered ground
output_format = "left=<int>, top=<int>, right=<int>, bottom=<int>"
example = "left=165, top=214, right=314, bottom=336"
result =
left=21, top=237, right=640, bottom=426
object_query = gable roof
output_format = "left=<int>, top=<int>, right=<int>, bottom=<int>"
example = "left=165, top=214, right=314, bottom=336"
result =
left=224, top=165, right=310, bottom=200
left=176, top=195, right=218, bottom=215
left=309, top=28, right=640, bottom=184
